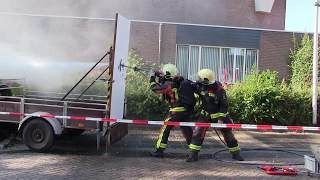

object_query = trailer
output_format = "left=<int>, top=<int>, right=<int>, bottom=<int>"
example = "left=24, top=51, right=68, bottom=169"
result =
left=0, top=13, right=131, bottom=152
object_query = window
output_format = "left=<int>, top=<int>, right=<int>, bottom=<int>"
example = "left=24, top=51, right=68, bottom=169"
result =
left=201, top=47, right=220, bottom=81
left=176, top=45, right=258, bottom=83
left=176, top=45, right=189, bottom=78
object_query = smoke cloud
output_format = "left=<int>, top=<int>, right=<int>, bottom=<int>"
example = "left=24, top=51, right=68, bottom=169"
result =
left=0, top=0, right=115, bottom=92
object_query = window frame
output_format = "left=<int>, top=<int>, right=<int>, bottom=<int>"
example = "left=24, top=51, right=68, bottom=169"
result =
left=176, top=44, right=259, bottom=83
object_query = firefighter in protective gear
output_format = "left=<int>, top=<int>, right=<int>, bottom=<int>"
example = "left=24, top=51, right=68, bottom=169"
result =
left=149, top=64, right=196, bottom=158
left=186, top=69, right=244, bottom=162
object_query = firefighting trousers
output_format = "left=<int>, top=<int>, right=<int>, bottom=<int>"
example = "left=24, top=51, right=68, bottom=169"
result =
left=155, top=111, right=193, bottom=150
left=189, top=115, right=240, bottom=153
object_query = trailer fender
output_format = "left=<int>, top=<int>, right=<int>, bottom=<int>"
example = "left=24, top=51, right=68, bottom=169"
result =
left=18, top=112, right=63, bottom=135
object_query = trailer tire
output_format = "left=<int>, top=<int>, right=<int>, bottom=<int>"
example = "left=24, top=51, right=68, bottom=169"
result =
left=22, top=118, right=54, bottom=152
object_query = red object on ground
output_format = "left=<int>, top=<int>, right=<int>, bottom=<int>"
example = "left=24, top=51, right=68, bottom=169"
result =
left=260, top=166, right=298, bottom=176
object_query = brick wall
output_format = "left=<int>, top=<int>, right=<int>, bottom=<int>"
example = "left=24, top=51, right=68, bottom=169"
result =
left=129, top=23, right=177, bottom=65
left=160, top=24, right=177, bottom=64
left=99, top=0, right=286, bottom=30
left=0, top=0, right=286, bottom=30
left=259, top=31, right=293, bottom=79
left=125, top=0, right=286, bottom=66
left=129, top=22, right=160, bottom=65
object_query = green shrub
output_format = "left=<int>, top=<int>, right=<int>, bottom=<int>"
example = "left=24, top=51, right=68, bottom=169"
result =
left=0, top=80, right=23, bottom=96
left=10, top=82, right=24, bottom=96
left=228, top=70, right=312, bottom=126
left=289, top=33, right=313, bottom=88
left=125, top=50, right=167, bottom=120
left=227, top=33, right=315, bottom=126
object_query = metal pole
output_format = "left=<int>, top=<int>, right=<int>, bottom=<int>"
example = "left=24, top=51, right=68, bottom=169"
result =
left=313, top=0, right=320, bottom=125
left=75, top=67, right=109, bottom=100
left=158, top=23, right=162, bottom=63
left=60, top=51, right=110, bottom=101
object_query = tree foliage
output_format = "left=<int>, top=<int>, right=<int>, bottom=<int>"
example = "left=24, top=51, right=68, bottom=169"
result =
left=289, top=34, right=313, bottom=88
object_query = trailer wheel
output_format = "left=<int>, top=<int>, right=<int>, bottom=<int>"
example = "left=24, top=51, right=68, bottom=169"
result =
left=22, top=118, right=54, bottom=152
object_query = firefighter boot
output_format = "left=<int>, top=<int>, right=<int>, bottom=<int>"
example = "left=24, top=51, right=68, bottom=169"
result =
left=186, top=151, right=199, bottom=162
left=150, top=149, right=164, bottom=158
left=232, top=151, right=244, bottom=161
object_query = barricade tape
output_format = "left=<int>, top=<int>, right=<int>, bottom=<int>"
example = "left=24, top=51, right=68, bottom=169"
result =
left=0, top=111, right=319, bottom=131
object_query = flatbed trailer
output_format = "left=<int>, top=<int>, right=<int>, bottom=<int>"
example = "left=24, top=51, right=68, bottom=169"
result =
left=0, top=90, right=107, bottom=151
left=0, top=13, right=131, bottom=152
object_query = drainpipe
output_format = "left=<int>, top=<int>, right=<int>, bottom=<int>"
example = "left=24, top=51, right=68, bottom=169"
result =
left=158, top=23, right=162, bottom=64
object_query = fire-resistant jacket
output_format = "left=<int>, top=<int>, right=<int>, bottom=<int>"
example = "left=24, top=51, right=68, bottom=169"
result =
left=149, top=76, right=196, bottom=112
left=197, top=81, right=228, bottom=119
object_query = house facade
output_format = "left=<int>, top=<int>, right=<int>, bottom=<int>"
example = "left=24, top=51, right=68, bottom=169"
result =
left=110, top=0, right=292, bottom=82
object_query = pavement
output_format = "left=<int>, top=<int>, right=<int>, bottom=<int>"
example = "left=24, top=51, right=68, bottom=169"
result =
left=0, top=124, right=320, bottom=180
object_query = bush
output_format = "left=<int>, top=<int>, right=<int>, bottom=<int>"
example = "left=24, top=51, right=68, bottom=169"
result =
left=227, top=33, right=317, bottom=126
left=125, top=50, right=167, bottom=120
left=0, top=80, right=23, bottom=96
left=289, top=34, right=313, bottom=88
left=10, top=82, right=24, bottom=96
left=227, top=70, right=312, bottom=126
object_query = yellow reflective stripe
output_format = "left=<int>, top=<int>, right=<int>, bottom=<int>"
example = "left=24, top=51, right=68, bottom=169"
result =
left=195, top=93, right=201, bottom=108
left=159, top=143, right=167, bottom=149
left=169, top=107, right=186, bottom=112
left=200, top=110, right=209, bottom=116
left=229, top=145, right=241, bottom=153
left=201, top=111, right=228, bottom=119
left=189, top=144, right=201, bottom=151
left=210, top=112, right=227, bottom=119
left=156, top=117, right=170, bottom=149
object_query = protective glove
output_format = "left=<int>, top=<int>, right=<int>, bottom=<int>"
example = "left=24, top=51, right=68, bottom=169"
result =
left=154, top=70, right=163, bottom=77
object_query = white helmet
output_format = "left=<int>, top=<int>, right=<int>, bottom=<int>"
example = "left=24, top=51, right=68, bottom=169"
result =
left=198, top=69, right=215, bottom=84
left=161, top=64, right=178, bottom=78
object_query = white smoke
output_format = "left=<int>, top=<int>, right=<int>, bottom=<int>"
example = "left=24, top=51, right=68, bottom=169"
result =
left=0, top=1, right=115, bottom=92
left=0, top=43, right=109, bottom=91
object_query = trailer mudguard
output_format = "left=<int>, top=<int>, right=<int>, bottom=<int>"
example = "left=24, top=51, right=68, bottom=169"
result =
left=18, top=112, right=63, bottom=135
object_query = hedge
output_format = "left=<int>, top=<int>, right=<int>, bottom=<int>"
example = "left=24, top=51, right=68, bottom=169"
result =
left=227, top=70, right=312, bottom=126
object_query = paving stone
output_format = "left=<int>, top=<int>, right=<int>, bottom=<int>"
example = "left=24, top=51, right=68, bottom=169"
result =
left=0, top=125, right=318, bottom=179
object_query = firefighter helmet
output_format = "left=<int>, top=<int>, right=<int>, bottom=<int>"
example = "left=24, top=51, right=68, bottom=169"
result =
left=198, top=69, right=215, bottom=84
left=161, top=64, right=178, bottom=78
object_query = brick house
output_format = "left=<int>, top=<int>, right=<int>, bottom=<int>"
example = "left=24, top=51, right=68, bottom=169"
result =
left=105, top=0, right=293, bottom=82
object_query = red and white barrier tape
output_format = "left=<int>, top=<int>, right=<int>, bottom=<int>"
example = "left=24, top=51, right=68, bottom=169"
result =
left=0, top=111, right=319, bottom=131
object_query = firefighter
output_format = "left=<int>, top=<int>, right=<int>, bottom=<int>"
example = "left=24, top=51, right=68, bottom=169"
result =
left=186, top=69, right=244, bottom=162
left=149, top=64, right=196, bottom=158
